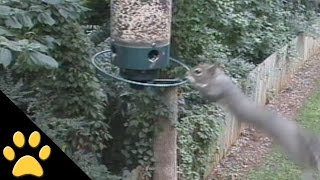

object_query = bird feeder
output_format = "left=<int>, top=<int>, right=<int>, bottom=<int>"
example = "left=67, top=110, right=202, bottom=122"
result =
left=92, top=0, right=189, bottom=89
left=110, top=0, right=172, bottom=82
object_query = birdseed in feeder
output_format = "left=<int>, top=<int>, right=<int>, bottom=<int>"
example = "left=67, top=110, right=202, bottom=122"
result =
left=111, top=0, right=172, bottom=47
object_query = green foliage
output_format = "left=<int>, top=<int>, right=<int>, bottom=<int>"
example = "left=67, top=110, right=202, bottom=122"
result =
left=171, top=1, right=319, bottom=178
left=0, top=0, right=118, bottom=179
left=1, top=0, right=109, bottom=154
left=171, top=0, right=233, bottom=61
left=32, top=22, right=107, bottom=120
left=172, top=0, right=317, bottom=65
left=81, top=0, right=110, bottom=26
left=0, top=0, right=89, bottom=69
left=32, top=111, right=120, bottom=180
left=79, top=0, right=320, bottom=179
left=177, top=103, right=225, bottom=179
left=81, top=0, right=111, bottom=45
left=1, top=0, right=318, bottom=179
left=72, top=150, right=121, bottom=180
left=0, top=68, right=35, bottom=111
left=100, top=83, right=169, bottom=177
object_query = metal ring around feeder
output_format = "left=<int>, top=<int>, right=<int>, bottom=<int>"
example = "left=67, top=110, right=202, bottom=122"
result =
left=92, top=49, right=190, bottom=87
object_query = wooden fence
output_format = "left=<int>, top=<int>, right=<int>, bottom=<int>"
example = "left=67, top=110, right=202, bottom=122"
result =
left=204, top=34, right=320, bottom=178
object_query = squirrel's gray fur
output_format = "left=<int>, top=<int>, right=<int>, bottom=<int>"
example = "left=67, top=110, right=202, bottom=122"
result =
left=186, top=63, right=320, bottom=179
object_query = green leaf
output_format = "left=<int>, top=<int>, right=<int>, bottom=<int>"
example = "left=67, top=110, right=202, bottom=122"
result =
left=16, top=13, right=34, bottom=28
left=29, top=51, right=59, bottom=69
left=146, top=150, right=153, bottom=156
left=37, top=12, right=56, bottom=26
left=58, top=8, right=70, bottom=19
left=0, top=47, right=12, bottom=67
left=0, top=37, right=22, bottom=51
left=30, top=5, right=44, bottom=12
left=0, top=26, right=13, bottom=36
left=5, top=16, right=22, bottom=29
left=27, top=41, right=49, bottom=53
left=40, top=35, right=61, bottom=48
left=42, top=0, right=62, bottom=5
left=0, top=5, right=12, bottom=16
left=16, top=39, right=29, bottom=46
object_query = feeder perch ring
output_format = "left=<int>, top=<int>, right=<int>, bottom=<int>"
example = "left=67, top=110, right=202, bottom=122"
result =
left=92, top=49, right=190, bottom=88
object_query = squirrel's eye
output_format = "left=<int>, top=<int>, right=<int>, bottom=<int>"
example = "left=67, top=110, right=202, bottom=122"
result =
left=194, top=68, right=202, bottom=75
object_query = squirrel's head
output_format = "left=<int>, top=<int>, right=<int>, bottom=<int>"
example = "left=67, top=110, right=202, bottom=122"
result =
left=186, top=63, right=231, bottom=102
left=186, top=63, right=225, bottom=88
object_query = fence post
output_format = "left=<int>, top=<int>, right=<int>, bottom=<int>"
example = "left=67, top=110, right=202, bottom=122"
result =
left=153, top=87, right=178, bottom=180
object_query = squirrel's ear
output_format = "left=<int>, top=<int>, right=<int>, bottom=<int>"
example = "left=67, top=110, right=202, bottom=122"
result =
left=208, top=64, right=218, bottom=74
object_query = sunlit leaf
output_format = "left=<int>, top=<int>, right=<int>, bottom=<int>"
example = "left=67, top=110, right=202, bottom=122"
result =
left=58, top=8, right=70, bottom=19
left=40, top=35, right=61, bottom=49
left=0, top=37, right=22, bottom=51
left=16, top=39, right=29, bottom=46
left=0, top=26, right=13, bottom=36
left=30, top=5, right=44, bottom=12
left=16, top=13, right=34, bottom=28
left=29, top=51, right=59, bottom=69
left=27, top=41, right=49, bottom=53
left=37, top=11, right=55, bottom=26
left=5, top=16, right=22, bottom=29
left=0, top=47, right=12, bottom=67
left=0, top=5, right=12, bottom=16
left=42, top=0, right=62, bottom=5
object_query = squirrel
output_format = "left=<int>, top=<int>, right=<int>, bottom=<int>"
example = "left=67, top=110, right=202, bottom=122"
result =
left=186, top=63, right=320, bottom=179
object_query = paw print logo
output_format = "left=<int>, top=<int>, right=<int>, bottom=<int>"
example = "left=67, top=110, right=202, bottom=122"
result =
left=3, top=131, right=51, bottom=177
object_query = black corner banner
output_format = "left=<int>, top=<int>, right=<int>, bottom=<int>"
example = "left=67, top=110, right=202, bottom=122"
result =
left=0, top=91, right=91, bottom=179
